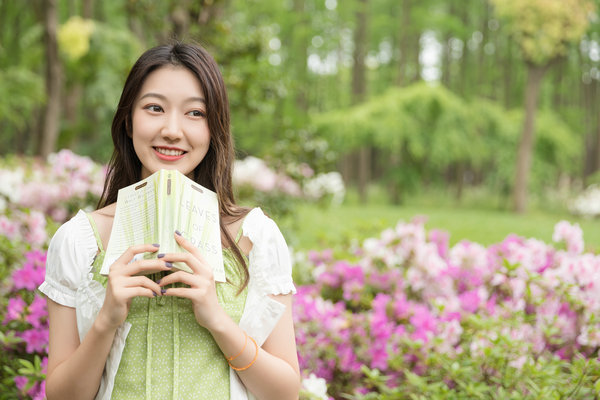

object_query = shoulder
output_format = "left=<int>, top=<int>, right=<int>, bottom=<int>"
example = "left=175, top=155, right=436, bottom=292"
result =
left=241, top=208, right=282, bottom=242
left=242, top=208, right=296, bottom=296
left=48, top=210, right=97, bottom=255
left=90, top=203, right=116, bottom=250
left=41, top=210, right=98, bottom=307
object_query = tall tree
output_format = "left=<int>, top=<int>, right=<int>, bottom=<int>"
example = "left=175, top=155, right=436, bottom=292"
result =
left=490, top=0, right=595, bottom=213
left=352, top=0, right=370, bottom=203
left=39, top=0, right=62, bottom=157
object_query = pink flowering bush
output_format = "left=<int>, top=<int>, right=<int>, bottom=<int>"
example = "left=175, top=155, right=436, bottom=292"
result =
left=0, top=150, right=103, bottom=399
left=233, top=156, right=345, bottom=217
left=294, top=218, right=600, bottom=398
left=1, top=250, right=48, bottom=399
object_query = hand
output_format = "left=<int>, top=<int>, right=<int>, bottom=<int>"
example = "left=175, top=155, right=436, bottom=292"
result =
left=97, top=244, right=171, bottom=331
left=157, top=232, right=228, bottom=331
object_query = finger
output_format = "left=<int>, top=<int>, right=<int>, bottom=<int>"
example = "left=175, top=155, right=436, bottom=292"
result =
left=160, top=286, right=204, bottom=300
left=124, top=258, right=173, bottom=276
left=174, top=231, right=209, bottom=264
left=123, top=275, right=162, bottom=296
left=160, top=252, right=212, bottom=278
left=115, top=243, right=160, bottom=265
left=157, top=270, right=202, bottom=288
left=123, top=287, right=158, bottom=299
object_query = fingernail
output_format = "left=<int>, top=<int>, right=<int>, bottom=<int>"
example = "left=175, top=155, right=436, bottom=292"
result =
left=153, top=292, right=157, bottom=297
left=165, top=262, right=173, bottom=268
left=157, top=253, right=165, bottom=258
left=161, top=288, right=167, bottom=295
left=152, top=243, right=160, bottom=247
left=175, top=230, right=182, bottom=236
left=156, top=278, right=161, bottom=284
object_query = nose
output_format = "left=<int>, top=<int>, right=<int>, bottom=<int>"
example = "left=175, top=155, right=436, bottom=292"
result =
left=161, top=112, right=183, bottom=140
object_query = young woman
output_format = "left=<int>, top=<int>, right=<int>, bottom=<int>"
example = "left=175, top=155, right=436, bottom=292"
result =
left=39, top=43, right=301, bottom=400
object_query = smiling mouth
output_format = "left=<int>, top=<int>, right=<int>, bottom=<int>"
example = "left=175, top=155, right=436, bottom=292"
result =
left=154, top=147, right=186, bottom=156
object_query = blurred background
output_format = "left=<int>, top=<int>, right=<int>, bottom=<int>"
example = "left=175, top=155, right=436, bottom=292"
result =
left=1, top=0, right=600, bottom=249
left=3, top=2, right=600, bottom=398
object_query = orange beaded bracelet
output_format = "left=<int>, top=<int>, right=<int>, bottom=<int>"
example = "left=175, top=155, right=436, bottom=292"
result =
left=226, top=331, right=248, bottom=361
left=228, top=334, right=259, bottom=371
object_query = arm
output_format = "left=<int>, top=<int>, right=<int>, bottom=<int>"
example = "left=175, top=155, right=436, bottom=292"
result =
left=208, top=294, right=301, bottom=400
left=45, top=300, right=117, bottom=400
left=45, top=244, right=169, bottom=399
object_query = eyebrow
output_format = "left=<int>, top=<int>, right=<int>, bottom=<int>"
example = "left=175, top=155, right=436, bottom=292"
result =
left=138, top=92, right=206, bottom=104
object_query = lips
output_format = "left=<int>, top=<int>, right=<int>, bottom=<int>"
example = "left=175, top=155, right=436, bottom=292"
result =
left=153, top=146, right=186, bottom=161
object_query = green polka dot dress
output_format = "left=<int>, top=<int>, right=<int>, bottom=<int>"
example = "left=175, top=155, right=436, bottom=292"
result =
left=87, top=217, right=247, bottom=400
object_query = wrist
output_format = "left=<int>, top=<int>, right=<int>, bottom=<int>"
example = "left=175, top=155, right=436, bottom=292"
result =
left=93, top=310, right=120, bottom=336
left=206, top=309, right=233, bottom=336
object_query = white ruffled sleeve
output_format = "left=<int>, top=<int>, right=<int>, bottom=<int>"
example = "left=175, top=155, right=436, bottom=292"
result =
left=231, top=208, right=297, bottom=400
left=242, top=208, right=296, bottom=296
left=39, top=210, right=98, bottom=307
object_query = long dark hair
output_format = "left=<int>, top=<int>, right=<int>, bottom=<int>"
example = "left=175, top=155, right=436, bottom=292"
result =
left=98, top=43, right=250, bottom=291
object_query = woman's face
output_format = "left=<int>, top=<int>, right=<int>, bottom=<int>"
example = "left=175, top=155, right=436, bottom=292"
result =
left=131, top=65, right=210, bottom=179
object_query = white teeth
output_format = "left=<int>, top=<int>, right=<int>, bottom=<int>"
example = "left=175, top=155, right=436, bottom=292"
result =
left=155, top=148, right=184, bottom=156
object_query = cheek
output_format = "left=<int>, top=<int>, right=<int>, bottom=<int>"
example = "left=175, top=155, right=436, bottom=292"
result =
left=132, top=114, right=155, bottom=141
left=187, top=123, right=211, bottom=147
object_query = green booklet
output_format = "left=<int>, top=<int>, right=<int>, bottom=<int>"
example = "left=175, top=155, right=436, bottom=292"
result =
left=100, top=169, right=226, bottom=282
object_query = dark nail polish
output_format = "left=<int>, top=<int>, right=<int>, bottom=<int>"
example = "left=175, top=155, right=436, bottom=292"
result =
left=157, top=253, right=165, bottom=258
left=153, top=292, right=157, bottom=297
left=161, top=288, right=167, bottom=295
left=152, top=243, right=160, bottom=247
left=165, top=262, right=173, bottom=268
left=175, top=230, right=182, bottom=236
left=156, top=278, right=161, bottom=284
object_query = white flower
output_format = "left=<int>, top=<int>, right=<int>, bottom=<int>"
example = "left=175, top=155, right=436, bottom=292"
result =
left=303, top=172, right=345, bottom=205
left=301, top=373, right=328, bottom=400
left=0, top=168, right=24, bottom=203
left=569, top=184, right=600, bottom=218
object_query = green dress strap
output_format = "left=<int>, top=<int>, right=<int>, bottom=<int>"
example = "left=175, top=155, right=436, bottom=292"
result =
left=84, top=212, right=107, bottom=285
left=84, top=212, right=105, bottom=252
left=234, top=222, right=244, bottom=244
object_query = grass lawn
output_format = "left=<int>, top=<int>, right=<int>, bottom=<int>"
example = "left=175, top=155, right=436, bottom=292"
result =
left=281, top=189, right=600, bottom=253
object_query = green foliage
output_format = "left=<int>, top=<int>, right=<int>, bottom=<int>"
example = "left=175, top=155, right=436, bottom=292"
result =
left=58, top=18, right=143, bottom=159
left=313, top=82, right=581, bottom=199
left=352, top=314, right=600, bottom=399
left=490, top=0, right=596, bottom=65
left=0, top=68, right=44, bottom=133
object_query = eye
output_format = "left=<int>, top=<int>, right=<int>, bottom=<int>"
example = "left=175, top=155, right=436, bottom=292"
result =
left=187, top=110, right=206, bottom=118
left=144, top=104, right=163, bottom=113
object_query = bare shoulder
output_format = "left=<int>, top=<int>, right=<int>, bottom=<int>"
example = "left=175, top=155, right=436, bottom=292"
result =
left=222, top=213, right=252, bottom=256
left=89, top=203, right=116, bottom=250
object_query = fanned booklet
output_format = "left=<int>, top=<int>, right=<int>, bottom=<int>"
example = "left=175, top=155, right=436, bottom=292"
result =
left=100, top=169, right=226, bottom=282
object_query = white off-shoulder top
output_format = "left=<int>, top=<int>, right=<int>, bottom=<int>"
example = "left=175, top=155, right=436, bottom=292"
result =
left=39, top=207, right=296, bottom=400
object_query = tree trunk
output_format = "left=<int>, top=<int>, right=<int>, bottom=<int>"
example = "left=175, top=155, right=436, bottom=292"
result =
left=513, top=63, right=548, bottom=213
left=352, top=0, right=369, bottom=203
left=503, top=37, right=513, bottom=108
left=395, top=0, right=411, bottom=86
left=82, top=0, right=95, bottom=18
left=595, top=79, right=600, bottom=173
left=39, top=0, right=62, bottom=158
left=458, top=6, right=469, bottom=97
left=292, top=0, right=309, bottom=112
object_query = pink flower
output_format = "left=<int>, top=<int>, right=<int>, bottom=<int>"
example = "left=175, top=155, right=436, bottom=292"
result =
left=429, top=229, right=449, bottom=259
left=553, top=220, right=584, bottom=254
left=459, top=289, right=481, bottom=313
left=20, top=327, right=49, bottom=353
left=14, top=375, right=28, bottom=391
left=26, top=295, right=48, bottom=328
left=0, top=215, right=20, bottom=239
left=4, top=296, right=27, bottom=324
left=409, top=305, right=438, bottom=343
left=11, top=250, right=46, bottom=291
